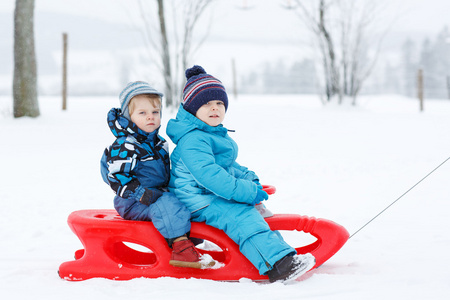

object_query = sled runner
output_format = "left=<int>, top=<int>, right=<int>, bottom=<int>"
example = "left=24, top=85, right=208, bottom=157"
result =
left=58, top=186, right=349, bottom=281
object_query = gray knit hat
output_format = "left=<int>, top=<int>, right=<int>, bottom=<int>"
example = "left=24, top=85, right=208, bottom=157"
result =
left=119, top=81, right=164, bottom=120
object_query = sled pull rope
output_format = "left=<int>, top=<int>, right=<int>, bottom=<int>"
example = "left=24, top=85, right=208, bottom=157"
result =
left=349, top=156, right=450, bottom=239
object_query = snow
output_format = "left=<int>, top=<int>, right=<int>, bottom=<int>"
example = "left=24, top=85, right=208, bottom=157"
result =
left=1, top=94, right=450, bottom=299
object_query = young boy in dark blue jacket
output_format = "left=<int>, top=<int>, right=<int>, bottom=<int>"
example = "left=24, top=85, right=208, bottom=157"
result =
left=100, top=81, right=213, bottom=269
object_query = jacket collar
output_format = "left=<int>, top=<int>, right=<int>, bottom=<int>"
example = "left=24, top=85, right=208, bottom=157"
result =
left=107, top=108, right=160, bottom=144
left=167, top=105, right=229, bottom=144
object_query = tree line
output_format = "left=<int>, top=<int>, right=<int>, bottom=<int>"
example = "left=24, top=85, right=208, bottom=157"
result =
left=12, top=0, right=448, bottom=119
left=401, top=27, right=450, bottom=99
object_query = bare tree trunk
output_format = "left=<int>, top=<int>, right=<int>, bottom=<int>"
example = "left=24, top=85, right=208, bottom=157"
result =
left=319, top=39, right=332, bottom=100
left=157, top=0, right=173, bottom=107
left=339, top=0, right=352, bottom=97
left=318, top=0, right=340, bottom=102
left=418, top=69, right=424, bottom=112
left=231, top=58, right=237, bottom=98
left=294, top=0, right=340, bottom=102
left=13, top=0, right=39, bottom=118
left=447, top=76, right=450, bottom=100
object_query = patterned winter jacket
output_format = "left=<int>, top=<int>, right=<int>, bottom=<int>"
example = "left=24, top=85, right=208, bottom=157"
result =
left=166, top=105, right=260, bottom=213
left=100, top=108, right=170, bottom=206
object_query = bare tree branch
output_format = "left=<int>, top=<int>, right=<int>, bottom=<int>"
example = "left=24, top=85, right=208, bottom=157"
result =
left=134, top=0, right=214, bottom=107
left=291, top=0, right=390, bottom=104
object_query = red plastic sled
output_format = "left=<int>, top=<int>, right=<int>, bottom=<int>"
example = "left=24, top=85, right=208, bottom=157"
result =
left=59, top=186, right=349, bottom=281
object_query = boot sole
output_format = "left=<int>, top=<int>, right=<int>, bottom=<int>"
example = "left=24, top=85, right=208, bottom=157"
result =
left=169, top=260, right=216, bottom=269
left=283, top=254, right=316, bottom=284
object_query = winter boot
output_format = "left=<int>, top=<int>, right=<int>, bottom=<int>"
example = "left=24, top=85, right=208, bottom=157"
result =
left=169, top=239, right=215, bottom=269
left=255, top=202, right=274, bottom=218
left=267, top=253, right=315, bottom=283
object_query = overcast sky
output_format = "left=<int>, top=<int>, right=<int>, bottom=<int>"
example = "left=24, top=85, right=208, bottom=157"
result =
left=2, top=0, right=449, bottom=36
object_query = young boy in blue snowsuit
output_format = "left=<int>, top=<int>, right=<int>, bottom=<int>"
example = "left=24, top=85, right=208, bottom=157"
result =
left=100, top=81, right=213, bottom=269
left=166, top=66, right=316, bottom=283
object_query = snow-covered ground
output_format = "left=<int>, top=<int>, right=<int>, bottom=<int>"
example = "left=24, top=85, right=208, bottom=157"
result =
left=1, top=94, right=449, bottom=299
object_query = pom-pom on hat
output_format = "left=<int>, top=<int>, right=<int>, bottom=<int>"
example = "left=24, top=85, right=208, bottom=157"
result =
left=182, top=65, right=228, bottom=115
left=119, top=81, right=163, bottom=120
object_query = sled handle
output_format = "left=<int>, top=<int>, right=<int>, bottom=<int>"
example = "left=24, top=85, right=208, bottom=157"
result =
left=262, top=185, right=276, bottom=195
left=268, top=214, right=349, bottom=268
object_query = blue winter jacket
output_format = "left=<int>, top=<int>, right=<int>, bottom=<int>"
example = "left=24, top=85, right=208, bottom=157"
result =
left=166, top=105, right=260, bottom=213
left=100, top=108, right=170, bottom=205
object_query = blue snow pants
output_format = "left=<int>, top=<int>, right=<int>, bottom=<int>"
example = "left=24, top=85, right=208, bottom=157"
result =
left=114, top=192, right=191, bottom=239
left=191, top=198, right=296, bottom=275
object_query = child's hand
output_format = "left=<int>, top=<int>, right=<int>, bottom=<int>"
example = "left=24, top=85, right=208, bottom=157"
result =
left=251, top=189, right=268, bottom=206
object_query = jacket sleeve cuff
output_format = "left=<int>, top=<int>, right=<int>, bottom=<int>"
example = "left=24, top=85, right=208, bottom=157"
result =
left=139, top=188, right=164, bottom=206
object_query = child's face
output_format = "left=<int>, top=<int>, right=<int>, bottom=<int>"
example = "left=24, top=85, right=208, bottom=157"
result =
left=129, top=95, right=161, bottom=133
left=195, top=100, right=226, bottom=127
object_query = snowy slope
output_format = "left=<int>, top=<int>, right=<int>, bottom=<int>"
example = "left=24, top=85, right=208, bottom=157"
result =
left=1, top=94, right=449, bottom=300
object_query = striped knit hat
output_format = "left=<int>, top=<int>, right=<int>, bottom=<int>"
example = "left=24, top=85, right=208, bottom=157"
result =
left=182, top=65, right=228, bottom=115
left=119, top=81, right=163, bottom=120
